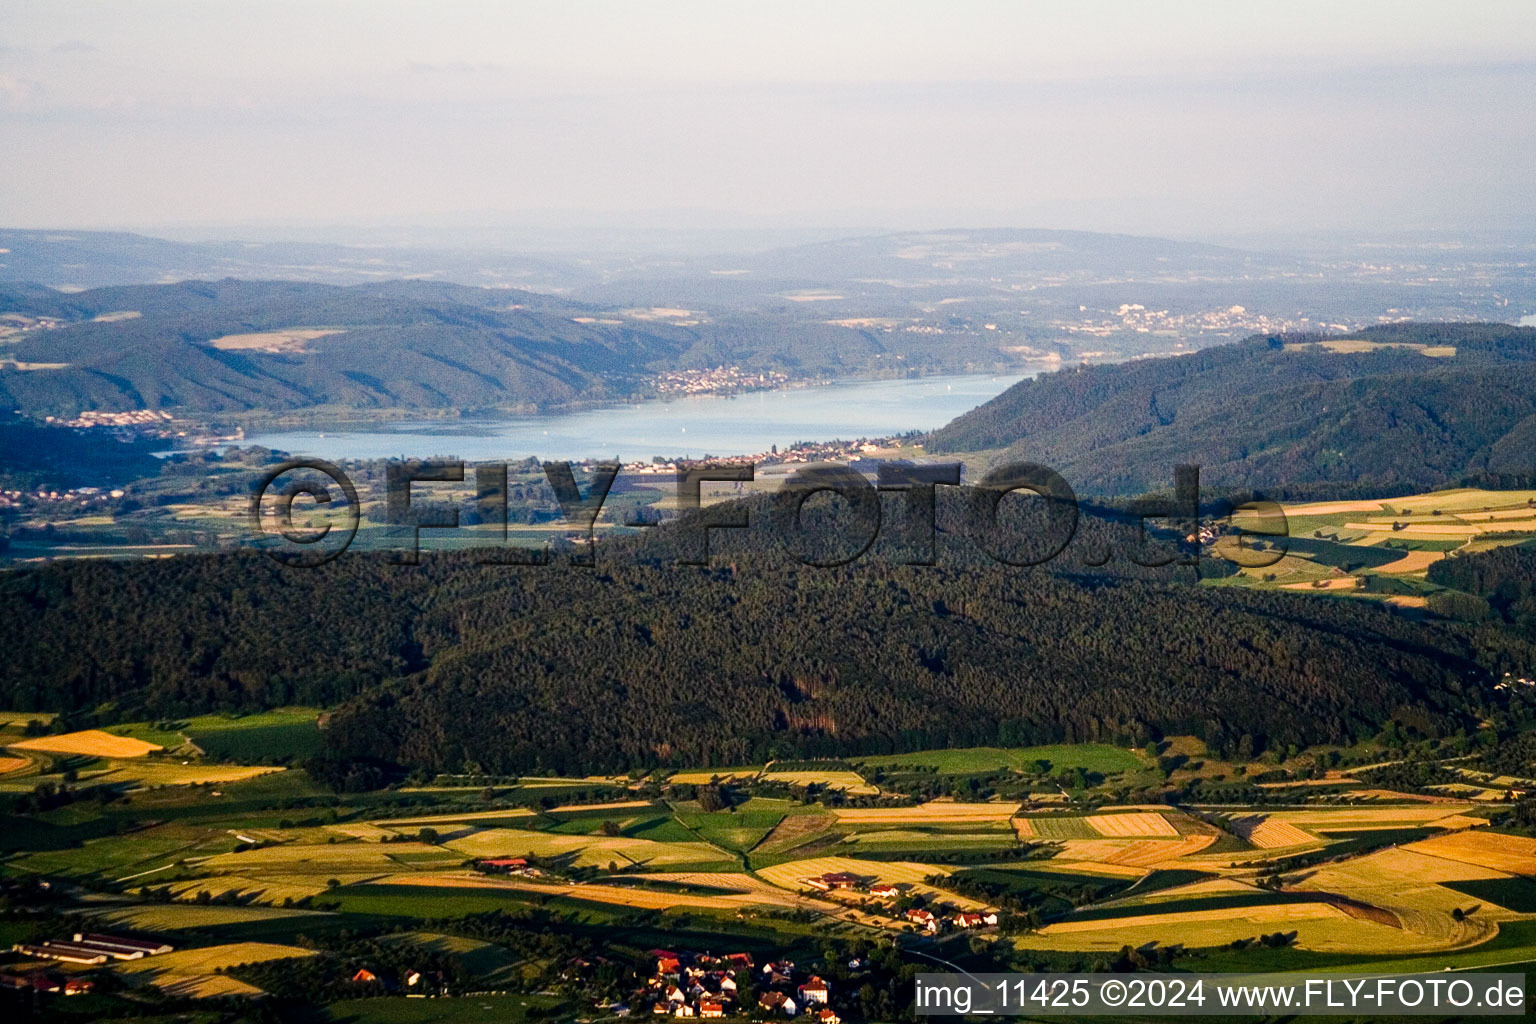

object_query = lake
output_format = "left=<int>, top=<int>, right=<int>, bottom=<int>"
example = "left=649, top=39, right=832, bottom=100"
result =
left=244, top=372, right=1028, bottom=462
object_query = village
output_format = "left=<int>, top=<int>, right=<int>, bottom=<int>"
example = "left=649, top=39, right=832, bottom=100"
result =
left=635, top=948, right=841, bottom=1022
left=799, top=871, right=999, bottom=935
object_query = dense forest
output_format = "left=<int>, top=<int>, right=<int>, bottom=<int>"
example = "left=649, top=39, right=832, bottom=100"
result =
left=0, top=412, right=164, bottom=488
left=928, top=323, right=1536, bottom=495
left=1428, top=544, right=1536, bottom=625
left=2, top=526, right=1531, bottom=776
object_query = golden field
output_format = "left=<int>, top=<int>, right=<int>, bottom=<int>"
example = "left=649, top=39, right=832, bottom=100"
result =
left=9, top=729, right=162, bottom=758
left=1084, top=812, right=1178, bottom=837
left=118, top=941, right=313, bottom=998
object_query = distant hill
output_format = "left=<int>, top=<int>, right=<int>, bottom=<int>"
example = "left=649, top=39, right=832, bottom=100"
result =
left=928, top=323, right=1536, bottom=496
left=0, top=278, right=712, bottom=416
left=0, top=276, right=1045, bottom=417
left=0, top=228, right=589, bottom=291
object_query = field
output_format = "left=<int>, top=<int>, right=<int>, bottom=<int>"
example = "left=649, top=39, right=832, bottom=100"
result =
left=2, top=730, right=1529, bottom=1006
left=372, top=807, right=538, bottom=828
left=8, top=729, right=162, bottom=757
left=758, top=769, right=878, bottom=794
left=666, top=767, right=762, bottom=785
left=372, top=870, right=840, bottom=916
left=116, top=941, right=314, bottom=998
left=93, top=760, right=284, bottom=787
left=206, top=328, right=344, bottom=352
left=1053, top=836, right=1217, bottom=867
left=1285, top=339, right=1457, bottom=357
left=1402, top=829, right=1536, bottom=875
left=1021, top=901, right=1418, bottom=954
left=1021, top=816, right=1101, bottom=840
left=1086, top=812, right=1178, bottom=837
left=1230, top=815, right=1318, bottom=849
left=442, top=827, right=734, bottom=869
left=89, top=903, right=331, bottom=931
left=1211, top=488, right=1536, bottom=600
left=854, top=744, right=1143, bottom=775
left=672, top=798, right=792, bottom=850
left=830, top=802, right=1020, bottom=826
left=751, top=811, right=837, bottom=860
left=105, top=708, right=324, bottom=762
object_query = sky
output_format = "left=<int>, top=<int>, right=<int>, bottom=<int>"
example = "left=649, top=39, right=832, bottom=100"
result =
left=2, top=1, right=1535, bottom=239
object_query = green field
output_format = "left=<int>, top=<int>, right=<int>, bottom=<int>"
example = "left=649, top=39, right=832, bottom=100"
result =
left=854, top=744, right=1144, bottom=775
left=1442, top=876, right=1536, bottom=914
left=1024, top=816, right=1102, bottom=840
left=105, top=708, right=324, bottom=762
left=672, top=798, right=790, bottom=851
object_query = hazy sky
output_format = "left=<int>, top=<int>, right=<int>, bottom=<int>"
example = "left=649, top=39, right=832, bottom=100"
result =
left=2, top=1, right=1534, bottom=237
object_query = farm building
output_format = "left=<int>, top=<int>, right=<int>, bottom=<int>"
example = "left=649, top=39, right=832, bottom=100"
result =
left=73, top=932, right=174, bottom=956
left=804, top=871, right=868, bottom=891
left=954, top=911, right=999, bottom=928
left=12, top=942, right=109, bottom=966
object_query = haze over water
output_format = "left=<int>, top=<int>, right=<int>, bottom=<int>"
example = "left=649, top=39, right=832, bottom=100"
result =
left=245, top=373, right=1026, bottom=463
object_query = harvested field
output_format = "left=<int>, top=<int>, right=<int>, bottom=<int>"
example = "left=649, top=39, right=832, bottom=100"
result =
left=94, top=761, right=283, bottom=787
left=1093, top=837, right=1214, bottom=866
left=10, top=729, right=161, bottom=757
left=840, top=829, right=1012, bottom=853
left=0, top=755, right=29, bottom=775
left=1026, top=910, right=1429, bottom=953
left=205, top=329, right=342, bottom=353
left=1375, top=550, right=1446, bottom=573
left=668, top=769, right=760, bottom=785
left=1007, top=858, right=1147, bottom=880
left=1340, top=788, right=1465, bottom=803
left=1280, top=577, right=1360, bottom=591
left=1085, top=812, right=1178, bottom=838
left=326, top=823, right=400, bottom=842
left=442, top=828, right=729, bottom=868
left=760, top=770, right=878, bottom=795
left=641, top=871, right=794, bottom=896
left=1230, top=816, right=1316, bottom=849
left=378, top=870, right=840, bottom=915
left=1294, top=847, right=1510, bottom=929
left=1267, top=804, right=1474, bottom=826
left=1042, top=900, right=1342, bottom=935
left=196, top=840, right=444, bottom=874
left=1284, top=500, right=1391, bottom=516
left=1404, top=830, right=1536, bottom=875
left=119, top=941, right=313, bottom=998
left=832, top=803, right=1018, bottom=826
left=91, top=903, right=326, bottom=930
left=160, top=874, right=356, bottom=905
left=371, top=808, right=536, bottom=827
left=546, top=800, right=653, bottom=814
